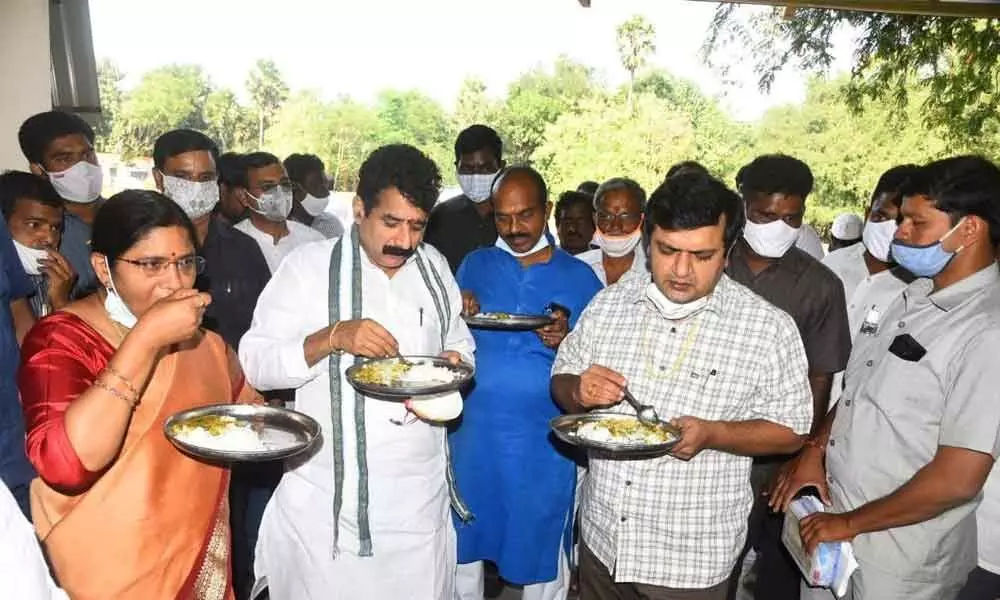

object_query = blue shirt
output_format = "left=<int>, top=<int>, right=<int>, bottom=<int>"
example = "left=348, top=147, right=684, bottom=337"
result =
left=61, top=212, right=98, bottom=297
left=0, top=221, right=36, bottom=492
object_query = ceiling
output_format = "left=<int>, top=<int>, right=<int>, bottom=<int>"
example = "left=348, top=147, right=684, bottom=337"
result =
left=577, top=0, right=1000, bottom=18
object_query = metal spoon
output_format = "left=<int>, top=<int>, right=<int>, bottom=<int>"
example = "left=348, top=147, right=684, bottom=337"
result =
left=623, top=387, right=660, bottom=425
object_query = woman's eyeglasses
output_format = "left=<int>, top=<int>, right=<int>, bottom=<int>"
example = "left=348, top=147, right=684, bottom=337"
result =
left=117, top=255, right=206, bottom=276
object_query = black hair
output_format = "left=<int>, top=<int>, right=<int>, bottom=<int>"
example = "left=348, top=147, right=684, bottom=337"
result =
left=871, top=164, right=922, bottom=208
left=491, top=166, right=548, bottom=209
left=454, top=125, right=503, bottom=164
left=217, top=152, right=246, bottom=187
left=921, top=155, right=1000, bottom=247
left=555, top=191, right=595, bottom=222
left=152, top=129, right=220, bottom=170
left=91, top=189, right=199, bottom=262
left=644, top=171, right=745, bottom=251
left=665, top=160, right=709, bottom=180
left=577, top=181, right=599, bottom=196
left=739, top=154, right=814, bottom=200
left=284, top=153, right=325, bottom=184
left=356, top=144, right=441, bottom=215
left=243, top=152, right=282, bottom=171
left=18, top=111, right=96, bottom=166
left=0, top=170, right=64, bottom=221
left=595, top=178, right=647, bottom=212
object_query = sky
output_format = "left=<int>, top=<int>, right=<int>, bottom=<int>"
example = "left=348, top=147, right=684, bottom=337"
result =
left=88, top=0, right=853, bottom=121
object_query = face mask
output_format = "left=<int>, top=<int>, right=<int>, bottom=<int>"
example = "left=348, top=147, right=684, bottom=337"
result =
left=495, top=233, right=550, bottom=258
left=161, top=174, right=219, bottom=220
left=247, top=187, right=293, bottom=222
left=103, top=257, right=138, bottom=328
left=890, top=218, right=965, bottom=278
left=646, top=282, right=709, bottom=321
left=457, top=172, right=498, bottom=204
left=301, top=193, right=329, bottom=217
left=47, top=161, right=103, bottom=204
left=595, top=230, right=642, bottom=258
left=861, top=219, right=898, bottom=262
left=13, top=240, right=47, bottom=276
left=743, top=219, right=800, bottom=258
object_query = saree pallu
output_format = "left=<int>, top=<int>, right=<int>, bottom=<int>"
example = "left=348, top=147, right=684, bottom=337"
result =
left=25, top=314, right=240, bottom=600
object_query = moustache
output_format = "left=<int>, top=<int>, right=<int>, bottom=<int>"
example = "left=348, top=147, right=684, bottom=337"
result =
left=504, top=234, right=531, bottom=245
left=383, top=245, right=416, bottom=258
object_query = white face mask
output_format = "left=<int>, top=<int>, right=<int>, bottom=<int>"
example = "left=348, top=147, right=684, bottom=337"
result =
left=861, top=218, right=897, bottom=262
left=161, top=174, right=219, bottom=220
left=300, top=193, right=329, bottom=217
left=595, top=230, right=642, bottom=258
left=13, top=240, right=48, bottom=276
left=495, top=233, right=550, bottom=258
left=646, top=281, right=709, bottom=321
left=247, top=187, right=293, bottom=222
left=103, top=257, right=138, bottom=328
left=457, top=172, right=498, bottom=204
left=47, top=161, right=103, bottom=204
left=743, top=219, right=800, bottom=258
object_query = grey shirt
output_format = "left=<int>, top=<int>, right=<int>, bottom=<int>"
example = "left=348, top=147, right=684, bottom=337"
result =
left=829, top=264, right=1000, bottom=584
left=727, top=241, right=852, bottom=375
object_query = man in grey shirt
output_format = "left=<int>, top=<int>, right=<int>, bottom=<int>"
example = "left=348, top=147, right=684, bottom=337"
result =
left=772, top=156, right=1000, bottom=600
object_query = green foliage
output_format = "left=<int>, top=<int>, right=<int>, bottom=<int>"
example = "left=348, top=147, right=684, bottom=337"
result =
left=111, top=65, right=211, bottom=160
left=246, top=59, right=290, bottom=148
left=616, top=15, right=657, bottom=106
left=204, top=89, right=256, bottom=152
left=95, top=59, right=124, bottom=153
left=704, top=5, right=1000, bottom=144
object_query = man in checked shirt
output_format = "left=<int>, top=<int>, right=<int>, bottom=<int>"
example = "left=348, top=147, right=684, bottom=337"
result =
left=551, top=171, right=814, bottom=600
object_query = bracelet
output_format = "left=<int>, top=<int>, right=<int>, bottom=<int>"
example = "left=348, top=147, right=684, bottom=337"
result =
left=93, top=378, right=139, bottom=410
left=327, top=322, right=343, bottom=355
left=104, top=365, right=139, bottom=398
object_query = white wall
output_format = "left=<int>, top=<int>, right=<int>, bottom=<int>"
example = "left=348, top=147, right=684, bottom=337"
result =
left=0, top=0, right=51, bottom=171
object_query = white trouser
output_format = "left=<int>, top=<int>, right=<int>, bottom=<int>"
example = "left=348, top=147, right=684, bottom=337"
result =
left=455, top=550, right=570, bottom=600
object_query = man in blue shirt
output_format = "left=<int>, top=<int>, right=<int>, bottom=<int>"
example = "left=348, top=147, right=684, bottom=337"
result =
left=0, top=219, right=37, bottom=519
left=451, top=166, right=602, bottom=600
left=18, top=111, right=102, bottom=298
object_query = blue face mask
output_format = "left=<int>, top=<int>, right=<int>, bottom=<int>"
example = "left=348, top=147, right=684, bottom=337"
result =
left=889, top=218, right=965, bottom=278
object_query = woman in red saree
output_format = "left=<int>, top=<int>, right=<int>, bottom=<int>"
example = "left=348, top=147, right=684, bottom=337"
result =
left=18, top=190, right=259, bottom=599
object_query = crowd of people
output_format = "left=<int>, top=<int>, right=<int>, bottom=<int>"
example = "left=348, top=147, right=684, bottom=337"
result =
left=0, top=112, right=998, bottom=600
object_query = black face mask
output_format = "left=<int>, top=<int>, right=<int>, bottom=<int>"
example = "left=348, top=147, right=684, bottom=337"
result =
left=383, top=245, right=416, bottom=258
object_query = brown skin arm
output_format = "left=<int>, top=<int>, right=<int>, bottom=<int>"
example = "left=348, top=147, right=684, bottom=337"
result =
left=10, top=298, right=35, bottom=345
left=800, top=446, right=995, bottom=553
left=808, top=371, right=833, bottom=434
left=670, top=418, right=803, bottom=459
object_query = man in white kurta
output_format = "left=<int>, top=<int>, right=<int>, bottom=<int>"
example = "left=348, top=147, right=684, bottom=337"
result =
left=239, top=144, right=475, bottom=600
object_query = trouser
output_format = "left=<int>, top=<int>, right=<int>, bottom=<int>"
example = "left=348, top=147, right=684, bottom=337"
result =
left=230, top=461, right=282, bottom=600
left=728, top=460, right=801, bottom=600
left=8, top=481, right=31, bottom=521
left=456, top=551, right=570, bottom=600
left=578, top=541, right=727, bottom=600
left=957, top=567, right=1000, bottom=600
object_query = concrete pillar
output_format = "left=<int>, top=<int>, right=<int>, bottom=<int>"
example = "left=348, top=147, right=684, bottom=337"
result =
left=0, top=0, right=51, bottom=171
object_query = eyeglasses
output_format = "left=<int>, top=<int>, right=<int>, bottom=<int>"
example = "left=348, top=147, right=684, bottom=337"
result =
left=117, top=255, right=206, bottom=276
left=596, top=211, right=642, bottom=228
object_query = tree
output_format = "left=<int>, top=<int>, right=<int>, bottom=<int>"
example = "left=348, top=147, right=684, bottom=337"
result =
left=204, top=89, right=256, bottom=152
left=375, top=89, right=454, bottom=176
left=703, top=6, right=1000, bottom=143
left=267, top=91, right=384, bottom=191
left=533, top=95, right=697, bottom=193
left=111, top=65, right=210, bottom=159
left=246, top=59, right=289, bottom=149
left=496, top=56, right=599, bottom=164
left=453, top=77, right=501, bottom=132
left=94, top=59, right=124, bottom=153
left=616, top=15, right=657, bottom=109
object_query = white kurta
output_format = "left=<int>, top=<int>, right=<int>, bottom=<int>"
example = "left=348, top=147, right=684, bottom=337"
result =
left=0, top=484, right=67, bottom=599
left=235, top=219, right=326, bottom=273
left=239, top=238, right=475, bottom=600
left=577, top=244, right=648, bottom=286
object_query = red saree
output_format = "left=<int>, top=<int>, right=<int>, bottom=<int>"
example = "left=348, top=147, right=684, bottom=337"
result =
left=19, top=311, right=254, bottom=600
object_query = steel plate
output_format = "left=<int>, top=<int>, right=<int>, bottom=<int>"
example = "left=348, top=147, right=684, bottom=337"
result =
left=345, top=355, right=474, bottom=399
left=165, top=404, right=321, bottom=463
left=464, top=312, right=555, bottom=330
left=550, top=413, right=681, bottom=457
